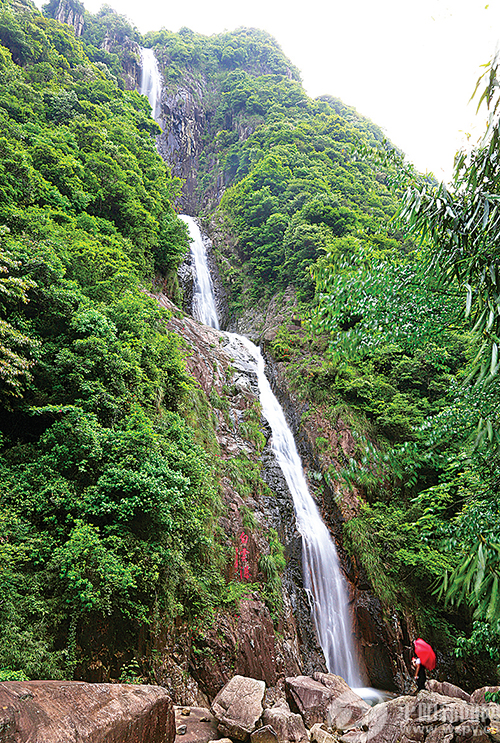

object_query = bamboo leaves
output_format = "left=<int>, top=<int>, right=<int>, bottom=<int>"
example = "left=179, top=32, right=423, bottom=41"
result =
left=439, top=538, right=500, bottom=625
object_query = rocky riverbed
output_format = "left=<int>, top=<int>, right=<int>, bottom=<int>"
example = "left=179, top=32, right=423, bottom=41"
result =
left=2, top=673, right=500, bottom=743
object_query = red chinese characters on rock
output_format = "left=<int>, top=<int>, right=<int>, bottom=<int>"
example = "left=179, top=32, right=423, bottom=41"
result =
left=234, top=532, right=251, bottom=581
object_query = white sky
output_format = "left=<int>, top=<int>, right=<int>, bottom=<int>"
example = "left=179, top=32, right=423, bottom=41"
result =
left=41, top=0, right=500, bottom=181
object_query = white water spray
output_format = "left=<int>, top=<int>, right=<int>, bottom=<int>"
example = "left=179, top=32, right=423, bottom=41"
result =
left=140, top=47, right=161, bottom=123
left=180, top=215, right=220, bottom=330
left=181, top=215, right=362, bottom=685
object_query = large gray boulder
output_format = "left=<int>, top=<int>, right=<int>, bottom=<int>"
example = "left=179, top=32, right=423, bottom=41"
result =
left=211, top=675, right=265, bottom=741
left=285, top=676, right=335, bottom=728
left=313, top=672, right=370, bottom=730
left=285, top=675, right=369, bottom=731
left=425, top=680, right=470, bottom=703
left=340, top=691, right=492, bottom=743
left=0, top=680, right=175, bottom=743
left=261, top=702, right=309, bottom=743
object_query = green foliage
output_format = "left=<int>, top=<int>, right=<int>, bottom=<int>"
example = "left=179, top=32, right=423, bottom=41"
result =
left=394, top=54, right=500, bottom=399
left=0, top=0, right=229, bottom=681
left=240, top=504, right=258, bottom=532
left=239, top=401, right=265, bottom=453
left=221, top=580, right=260, bottom=609
left=217, top=106, right=401, bottom=303
left=455, top=621, right=500, bottom=663
left=118, top=658, right=144, bottom=684
left=139, top=23, right=401, bottom=309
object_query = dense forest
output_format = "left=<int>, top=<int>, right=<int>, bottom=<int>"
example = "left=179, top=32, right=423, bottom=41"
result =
left=0, top=0, right=499, bottom=692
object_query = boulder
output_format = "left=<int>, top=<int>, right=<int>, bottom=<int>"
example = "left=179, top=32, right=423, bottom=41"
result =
left=0, top=680, right=174, bottom=743
left=340, top=691, right=493, bottom=743
left=310, top=722, right=340, bottom=743
left=211, top=675, right=265, bottom=741
left=470, top=687, right=500, bottom=705
left=425, top=681, right=470, bottom=703
left=250, top=725, right=279, bottom=743
left=285, top=676, right=335, bottom=728
left=173, top=706, right=220, bottom=743
left=313, top=673, right=370, bottom=729
left=261, top=702, right=309, bottom=743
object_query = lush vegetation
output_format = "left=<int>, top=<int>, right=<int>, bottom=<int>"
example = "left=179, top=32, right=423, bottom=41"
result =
left=0, top=0, right=232, bottom=681
left=234, top=59, right=500, bottom=683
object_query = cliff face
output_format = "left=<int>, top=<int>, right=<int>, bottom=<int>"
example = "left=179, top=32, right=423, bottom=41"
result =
left=139, top=43, right=416, bottom=693
left=51, top=0, right=84, bottom=36
left=157, top=81, right=218, bottom=215
left=149, top=290, right=417, bottom=694
left=102, top=34, right=141, bottom=90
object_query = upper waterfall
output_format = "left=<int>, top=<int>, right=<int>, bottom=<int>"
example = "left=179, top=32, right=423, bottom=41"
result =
left=140, top=47, right=162, bottom=123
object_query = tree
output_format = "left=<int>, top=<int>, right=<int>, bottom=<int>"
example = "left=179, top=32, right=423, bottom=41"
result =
left=399, top=54, right=500, bottom=392
left=0, top=229, right=39, bottom=402
left=394, top=55, right=500, bottom=637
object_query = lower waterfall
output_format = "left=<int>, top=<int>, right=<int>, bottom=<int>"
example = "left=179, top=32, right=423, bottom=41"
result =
left=180, top=215, right=363, bottom=687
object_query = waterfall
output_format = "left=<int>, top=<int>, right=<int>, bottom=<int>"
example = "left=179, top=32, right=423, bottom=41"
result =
left=179, top=215, right=220, bottom=330
left=233, top=335, right=362, bottom=687
left=140, top=47, right=161, bottom=123
left=180, top=215, right=362, bottom=687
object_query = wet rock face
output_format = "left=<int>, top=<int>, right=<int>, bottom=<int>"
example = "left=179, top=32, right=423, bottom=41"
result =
left=0, top=680, right=175, bottom=743
left=259, top=437, right=326, bottom=677
left=146, top=294, right=312, bottom=700
left=157, top=87, right=216, bottom=214
left=186, top=599, right=279, bottom=699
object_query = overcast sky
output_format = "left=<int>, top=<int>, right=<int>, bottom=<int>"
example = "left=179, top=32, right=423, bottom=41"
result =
left=41, top=0, right=500, bottom=181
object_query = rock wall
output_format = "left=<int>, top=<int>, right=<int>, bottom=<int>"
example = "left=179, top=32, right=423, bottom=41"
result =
left=156, top=79, right=219, bottom=214
left=102, top=35, right=141, bottom=90
left=51, top=0, right=84, bottom=36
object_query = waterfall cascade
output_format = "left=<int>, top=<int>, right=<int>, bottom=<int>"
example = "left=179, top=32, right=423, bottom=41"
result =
left=179, top=215, right=219, bottom=330
left=136, top=44, right=373, bottom=692
left=140, top=47, right=162, bottom=123
left=180, top=215, right=363, bottom=687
